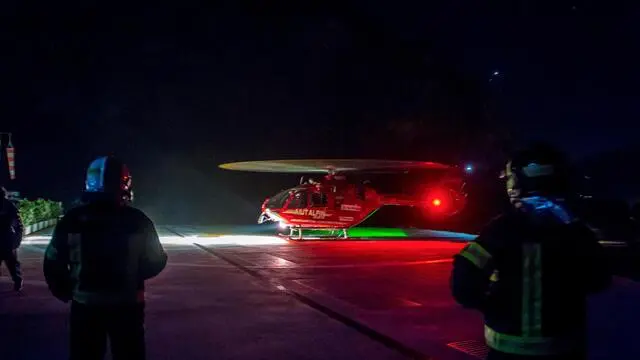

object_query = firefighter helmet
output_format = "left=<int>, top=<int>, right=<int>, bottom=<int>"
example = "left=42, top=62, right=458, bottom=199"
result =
left=504, top=143, right=571, bottom=200
left=84, top=156, right=133, bottom=205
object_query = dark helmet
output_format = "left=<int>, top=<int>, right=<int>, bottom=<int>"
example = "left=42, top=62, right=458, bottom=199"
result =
left=503, top=143, right=571, bottom=201
left=84, top=156, right=133, bottom=205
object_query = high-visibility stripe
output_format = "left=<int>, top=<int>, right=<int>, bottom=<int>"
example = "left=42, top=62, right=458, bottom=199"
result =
left=68, top=234, right=82, bottom=263
left=522, top=243, right=543, bottom=337
left=522, top=244, right=531, bottom=336
left=68, top=234, right=82, bottom=281
left=459, top=242, right=492, bottom=269
left=74, top=289, right=145, bottom=305
left=45, top=244, right=58, bottom=260
left=485, top=325, right=577, bottom=356
left=533, top=244, right=542, bottom=336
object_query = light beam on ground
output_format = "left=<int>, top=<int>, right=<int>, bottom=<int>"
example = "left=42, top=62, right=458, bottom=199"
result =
left=22, top=234, right=288, bottom=246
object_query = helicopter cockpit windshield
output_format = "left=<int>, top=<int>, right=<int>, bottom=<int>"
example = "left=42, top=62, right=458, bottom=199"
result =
left=265, top=189, right=291, bottom=209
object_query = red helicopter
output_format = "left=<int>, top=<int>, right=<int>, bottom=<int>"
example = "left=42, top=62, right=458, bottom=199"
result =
left=219, top=159, right=471, bottom=239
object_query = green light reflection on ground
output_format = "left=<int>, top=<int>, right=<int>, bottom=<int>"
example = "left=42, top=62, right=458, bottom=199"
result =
left=299, top=227, right=408, bottom=238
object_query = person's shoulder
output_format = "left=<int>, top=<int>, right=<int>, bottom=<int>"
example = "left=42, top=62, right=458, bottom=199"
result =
left=54, top=205, right=89, bottom=231
left=123, top=206, right=154, bottom=225
left=59, top=205, right=86, bottom=222
left=566, top=219, right=598, bottom=239
left=1, top=198, right=18, bottom=212
left=476, top=210, right=523, bottom=248
left=481, top=211, right=516, bottom=234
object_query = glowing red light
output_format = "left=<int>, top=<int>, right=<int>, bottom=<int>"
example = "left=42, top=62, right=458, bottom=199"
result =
left=432, top=198, right=442, bottom=207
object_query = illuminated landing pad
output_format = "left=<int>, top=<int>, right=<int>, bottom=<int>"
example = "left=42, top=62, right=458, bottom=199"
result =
left=22, top=234, right=289, bottom=246
left=21, top=226, right=477, bottom=245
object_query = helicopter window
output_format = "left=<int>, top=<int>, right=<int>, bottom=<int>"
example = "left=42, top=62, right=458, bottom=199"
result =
left=310, top=192, right=328, bottom=207
left=266, top=190, right=291, bottom=209
left=287, top=190, right=308, bottom=209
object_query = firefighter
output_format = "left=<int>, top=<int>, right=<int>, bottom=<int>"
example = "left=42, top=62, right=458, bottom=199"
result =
left=43, top=156, right=167, bottom=360
left=0, top=186, right=23, bottom=291
left=450, top=144, right=612, bottom=360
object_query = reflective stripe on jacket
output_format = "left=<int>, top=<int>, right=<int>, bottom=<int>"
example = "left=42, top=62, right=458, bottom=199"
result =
left=484, top=325, right=579, bottom=356
left=73, top=289, right=146, bottom=305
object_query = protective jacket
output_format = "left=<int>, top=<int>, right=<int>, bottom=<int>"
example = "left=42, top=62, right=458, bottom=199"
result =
left=451, top=197, right=612, bottom=356
left=43, top=200, right=167, bottom=305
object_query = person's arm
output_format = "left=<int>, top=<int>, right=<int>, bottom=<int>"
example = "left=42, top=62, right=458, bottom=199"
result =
left=139, top=215, right=167, bottom=280
left=5, top=201, right=23, bottom=249
left=578, top=225, right=612, bottom=294
left=450, top=218, right=501, bottom=311
left=43, top=218, right=73, bottom=302
left=12, top=216, right=23, bottom=249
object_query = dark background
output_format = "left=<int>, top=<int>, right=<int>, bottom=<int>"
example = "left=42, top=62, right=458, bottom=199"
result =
left=1, top=1, right=639, bottom=224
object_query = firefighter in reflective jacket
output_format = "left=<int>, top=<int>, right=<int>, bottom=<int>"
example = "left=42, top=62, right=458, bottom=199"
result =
left=44, top=156, right=167, bottom=360
left=450, top=144, right=612, bottom=360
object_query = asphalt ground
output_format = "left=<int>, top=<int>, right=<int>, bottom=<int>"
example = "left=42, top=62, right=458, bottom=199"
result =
left=1, top=225, right=639, bottom=359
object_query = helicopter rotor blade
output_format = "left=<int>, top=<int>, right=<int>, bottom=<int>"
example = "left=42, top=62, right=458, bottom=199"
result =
left=218, top=159, right=452, bottom=173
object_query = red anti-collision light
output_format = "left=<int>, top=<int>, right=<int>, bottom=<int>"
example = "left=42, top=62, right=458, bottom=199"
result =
left=425, top=188, right=449, bottom=212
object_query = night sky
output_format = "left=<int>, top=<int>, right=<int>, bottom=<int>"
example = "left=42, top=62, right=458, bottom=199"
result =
left=1, top=1, right=639, bottom=223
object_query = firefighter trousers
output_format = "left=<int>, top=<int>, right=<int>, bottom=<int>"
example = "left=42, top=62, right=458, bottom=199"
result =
left=69, top=301, right=146, bottom=360
left=0, top=249, right=22, bottom=284
left=487, top=349, right=587, bottom=360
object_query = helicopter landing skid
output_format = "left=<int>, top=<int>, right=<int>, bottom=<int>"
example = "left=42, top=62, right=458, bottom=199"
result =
left=284, top=226, right=349, bottom=241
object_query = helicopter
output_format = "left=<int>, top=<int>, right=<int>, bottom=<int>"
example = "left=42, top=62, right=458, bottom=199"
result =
left=219, top=159, right=475, bottom=239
